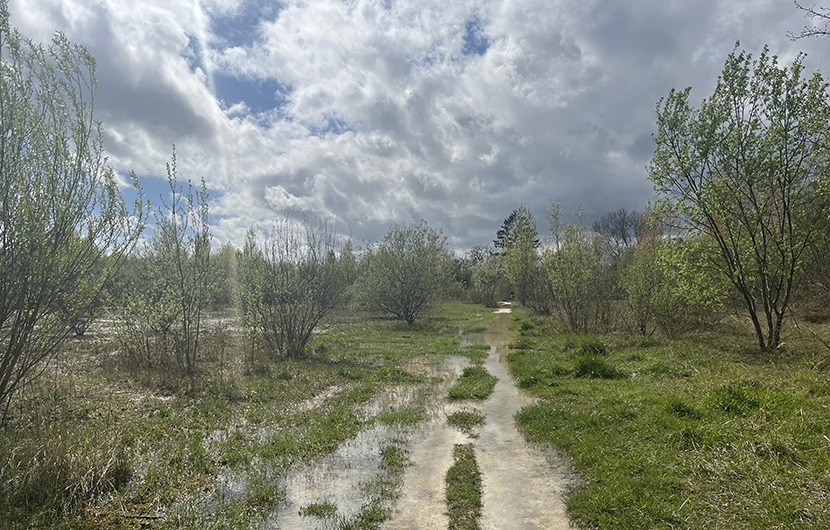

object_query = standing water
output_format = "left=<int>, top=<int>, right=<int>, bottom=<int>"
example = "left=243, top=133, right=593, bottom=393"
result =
left=477, top=308, right=573, bottom=529
left=385, top=305, right=575, bottom=529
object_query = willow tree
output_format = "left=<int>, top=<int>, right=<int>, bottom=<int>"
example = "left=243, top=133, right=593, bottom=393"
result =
left=356, top=221, right=450, bottom=325
left=0, top=3, right=145, bottom=416
left=241, top=218, right=345, bottom=360
left=649, top=45, right=830, bottom=349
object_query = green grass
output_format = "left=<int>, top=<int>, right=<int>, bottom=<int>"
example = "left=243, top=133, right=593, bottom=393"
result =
left=458, top=344, right=491, bottom=365
left=447, top=408, right=486, bottom=438
left=447, top=367, right=498, bottom=400
left=0, top=301, right=494, bottom=529
left=445, top=443, right=482, bottom=530
left=301, top=501, right=338, bottom=518
left=507, top=307, right=830, bottom=529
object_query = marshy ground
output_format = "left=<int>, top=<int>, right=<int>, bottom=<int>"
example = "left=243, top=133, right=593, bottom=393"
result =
left=0, top=301, right=576, bottom=529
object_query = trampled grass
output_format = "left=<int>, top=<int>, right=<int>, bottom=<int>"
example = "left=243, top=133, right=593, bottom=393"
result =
left=507, top=306, right=830, bottom=529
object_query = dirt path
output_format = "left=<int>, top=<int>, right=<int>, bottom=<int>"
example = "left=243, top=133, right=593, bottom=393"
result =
left=477, top=310, right=573, bottom=528
left=384, top=307, right=575, bottom=529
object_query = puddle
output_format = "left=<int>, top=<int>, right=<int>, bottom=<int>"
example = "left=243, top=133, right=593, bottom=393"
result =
left=381, top=356, right=470, bottom=530
left=265, top=423, right=407, bottom=528
left=387, top=306, right=575, bottom=529
left=476, top=311, right=574, bottom=529
left=264, top=360, right=469, bottom=529
left=209, top=309, right=575, bottom=529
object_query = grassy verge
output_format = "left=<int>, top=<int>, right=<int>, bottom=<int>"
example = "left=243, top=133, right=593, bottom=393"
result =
left=507, top=306, right=830, bottom=529
left=0, top=301, right=495, bottom=529
left=445, top=443, right=482, bottom=530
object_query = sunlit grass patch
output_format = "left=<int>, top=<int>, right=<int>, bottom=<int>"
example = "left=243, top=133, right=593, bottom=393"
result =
left=508, top=314, right=830, bottom=529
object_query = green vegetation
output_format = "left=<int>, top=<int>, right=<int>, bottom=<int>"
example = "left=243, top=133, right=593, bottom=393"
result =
left=650, top=45, right=830, bottom=349
left=457, top=344, right=491, bottom=365
left=6, top=3, right=830, bottom=528
left=507, top=308, right=830, bottom=528
left=501, top=204, right=544, bottom=311
left=445, top=443, right=483, bottom=530
left=239, top=217, right=346, bottom=360
left=354, top=220, right=451, bottom=325
left=0, top=301, right=495, bottom=528
left=0, top=5, right=146, bottom=416
left=448, top=366, right=498, bottom=401
left=447, top=408, right=486, bottom=438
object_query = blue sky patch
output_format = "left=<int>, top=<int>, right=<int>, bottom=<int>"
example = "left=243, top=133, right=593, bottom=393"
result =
left=462, top=16, right=489, bottom=56
left=213, top=75, right=288, bottom=115
left=211, top=0, right=283, bottom=48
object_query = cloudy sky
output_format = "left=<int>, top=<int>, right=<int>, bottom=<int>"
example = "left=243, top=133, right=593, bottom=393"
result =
left=9, top=0, right=830, bottom=250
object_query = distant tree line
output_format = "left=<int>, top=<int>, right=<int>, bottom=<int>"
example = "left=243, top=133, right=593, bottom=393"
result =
left=4, top=3, right=830, bottom=422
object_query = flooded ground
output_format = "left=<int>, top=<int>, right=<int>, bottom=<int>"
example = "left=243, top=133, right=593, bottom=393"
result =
left=263, top=305, right=575, bottom=529
left=267, top=358, right=469, bottom=529
left=476, top=310, right=574, bottom=529
left=385, top=305, right=575, bottom=529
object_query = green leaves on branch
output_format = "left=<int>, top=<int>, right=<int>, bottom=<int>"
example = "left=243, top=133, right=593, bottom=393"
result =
left=649, top=44, right=830, bottom=349
left=116, top=148, right=211, bottom=392
left=0, top=5, right=146, bottom=416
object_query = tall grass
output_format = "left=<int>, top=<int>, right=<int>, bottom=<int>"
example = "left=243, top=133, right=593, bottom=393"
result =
left=0, top=424, right=131, bottom=525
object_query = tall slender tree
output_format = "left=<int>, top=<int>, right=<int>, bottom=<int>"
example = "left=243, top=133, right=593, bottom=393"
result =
left=0, top=3, right=145, bottom=417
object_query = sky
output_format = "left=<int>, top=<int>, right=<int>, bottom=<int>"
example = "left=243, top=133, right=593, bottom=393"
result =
left=9, top=0, right=830, bottom=251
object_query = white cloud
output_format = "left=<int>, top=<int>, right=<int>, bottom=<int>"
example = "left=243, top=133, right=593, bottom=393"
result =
left=9, top=0, right=830, bottom=249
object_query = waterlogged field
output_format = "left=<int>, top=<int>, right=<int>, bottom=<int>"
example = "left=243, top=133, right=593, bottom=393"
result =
left=0, top=302, right=497, bottom=529
left=507, top=306, right=830, bottom=529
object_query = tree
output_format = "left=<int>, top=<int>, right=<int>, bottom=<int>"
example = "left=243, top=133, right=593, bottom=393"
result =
left=494, top=209, right=539, bottom=250
left=213, top=241, right=241, bottom=308
left=0, top=5, right=145, bottom=416
left=649, top=45, right=830, bottom=349
left=592, top=208, right=640, bottom=263
left=501, top=204, right=540, bottom=306
left=470, top=255, right=506, bottom=307
left=790, top=2, right=830, bottom=39
left=240, top=218, right=345, bottom=360
left=339, top=238, right=358, bottom=287
left=125, top=149, right=212, bottom=391
left=620, top=236, right=728, bottom=337
left=355, top=221, right=450, bottom=325
left=544, top=204, right=614, bottom=332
